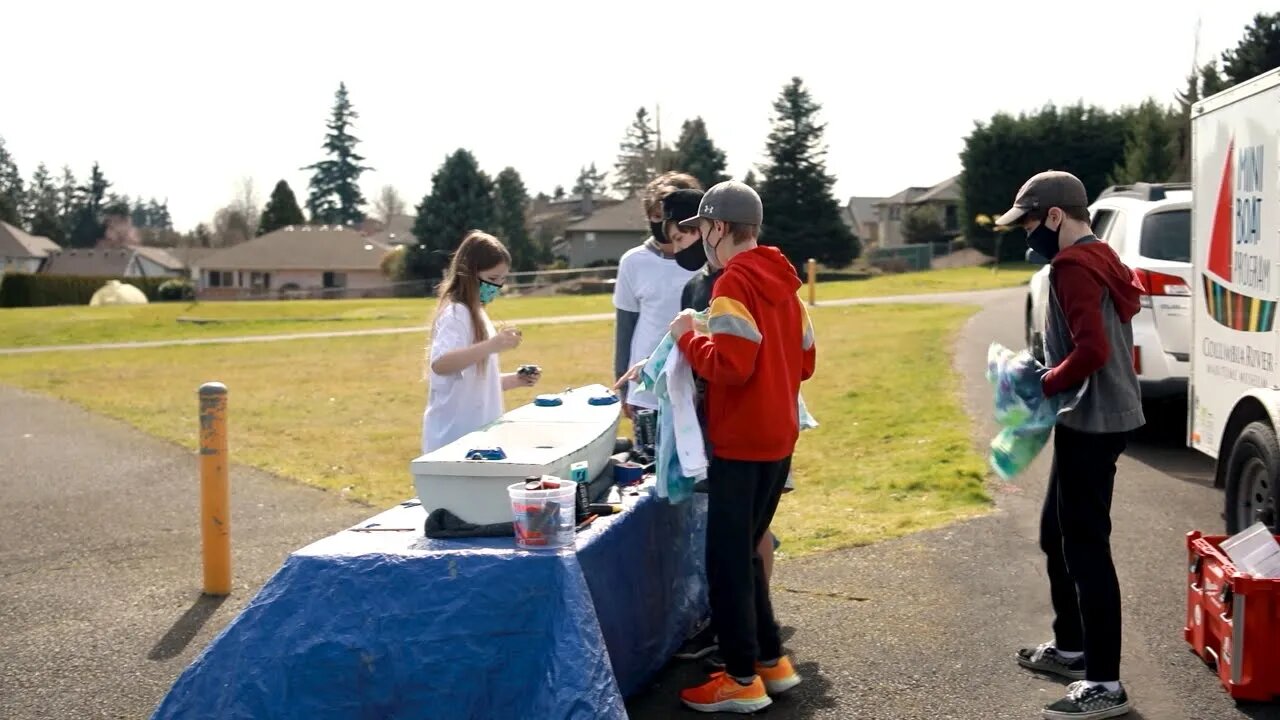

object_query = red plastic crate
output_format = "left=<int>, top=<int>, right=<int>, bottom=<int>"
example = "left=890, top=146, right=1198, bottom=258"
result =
left=1185, top=530, right=1280, bottom=702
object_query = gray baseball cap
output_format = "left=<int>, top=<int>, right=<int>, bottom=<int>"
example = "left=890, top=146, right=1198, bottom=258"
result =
left=678, top=180, right=763, bottom=227
left=995, top=170, right=1089, bottom=226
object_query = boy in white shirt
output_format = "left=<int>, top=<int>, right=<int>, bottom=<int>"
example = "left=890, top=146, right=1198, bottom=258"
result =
left=613, top=172, right=702, bottom=430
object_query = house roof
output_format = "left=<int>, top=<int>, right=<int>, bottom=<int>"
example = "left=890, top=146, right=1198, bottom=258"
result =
left=0, top=221, right=60, bottom=259
left=166, top=245, right=219, bottom=269
left=564, top=196, right=648, bottom=233
left=132, top=245, right=185, bottom=271
left=364, top=213, right=416, bottom=247
left=910, top=175, right=961, bottom=204
left=198, top=225, right=392, bottom=271
left=846, top=196, right=885, bottom=227
left=42, top=249, right=139, bottom=277
left=876, top=175, right=961, bottom=207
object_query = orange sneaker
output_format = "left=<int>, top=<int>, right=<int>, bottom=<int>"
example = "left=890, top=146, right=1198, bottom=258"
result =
left=679, top=672, right=772, bottom=714
left=756, top=655, right=802, bottom=694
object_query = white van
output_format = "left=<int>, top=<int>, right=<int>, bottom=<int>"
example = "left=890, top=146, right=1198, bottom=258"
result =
left=1188, top=67, right=1280, bottom=533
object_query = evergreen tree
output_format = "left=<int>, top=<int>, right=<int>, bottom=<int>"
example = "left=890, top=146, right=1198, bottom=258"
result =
left=493, top=167, right=537, bottom=272
left=573, top=163, right=608, bottom=198
left=613, top=107, right=657, bottom=196
left=258, top=180, right=307, bottom=235
left=901, top=206, right=948, bottom=245
left=0, top=136, right=24, bottom=227
left=743, top=169, right=759, bottom=187
left=409, top=149, right=495, bottom=281
left=672, top=117, right=730, bottom=189
left=131, top=197, right=150, bottom=229
left=553, top=185, right=566, bottom=200
left=1201, top=61, right=1228, bottom=96
left=67, top=162, right=111, bottom=248
left=148, top=198, right=173, bottom=231
left=1221, top=13, right=1280, bottom=86
left=1109, top=99, right=1178, bottom=185
left=757, top=77, right=859, bottom=268
left=25, top=163, right=63, bottom=243
left=303, top=82, right=373, bottom=225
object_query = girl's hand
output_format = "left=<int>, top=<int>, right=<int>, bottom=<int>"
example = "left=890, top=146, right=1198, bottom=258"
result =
left=519, top=368, right=541, bottom=387
left=613, top=358, right=647, bottom=390
left=490, top=326, right=522, bottom=352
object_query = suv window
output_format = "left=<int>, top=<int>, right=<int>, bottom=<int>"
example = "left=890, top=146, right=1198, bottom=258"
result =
left=1102, top=211, right=1127, bottom=251
left=1140, top=209, right=1191, bottom=262
left=1091, top=208, right=1116, bottom=238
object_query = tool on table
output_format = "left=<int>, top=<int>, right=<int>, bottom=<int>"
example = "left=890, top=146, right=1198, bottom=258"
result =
left=575, top=515, right=597, bottom=532
left=588, top=503, right=623, bottom=516
left=517, top=364, right=541, bottom=378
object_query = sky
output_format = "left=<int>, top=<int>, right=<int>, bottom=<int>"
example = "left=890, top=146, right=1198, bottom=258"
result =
left=4, top=1, right=1274, bottom=231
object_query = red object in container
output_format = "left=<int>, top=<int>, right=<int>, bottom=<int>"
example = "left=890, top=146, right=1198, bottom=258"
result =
left=1184, top=530, right=1280, bottom=702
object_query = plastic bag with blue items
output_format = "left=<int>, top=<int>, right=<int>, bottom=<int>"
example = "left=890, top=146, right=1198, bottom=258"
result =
left=985, top=342, right=1085, bottom=480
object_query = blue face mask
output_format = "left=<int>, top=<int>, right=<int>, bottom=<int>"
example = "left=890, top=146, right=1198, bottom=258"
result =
left=479, top=280, right=502, bottom=305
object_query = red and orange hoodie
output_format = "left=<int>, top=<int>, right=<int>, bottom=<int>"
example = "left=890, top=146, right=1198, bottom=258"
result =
left=677, top=245, right=816, bottom=462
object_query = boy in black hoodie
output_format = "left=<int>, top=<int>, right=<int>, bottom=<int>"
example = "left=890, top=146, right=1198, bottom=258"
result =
left=996, top=170, right=1145, bottom=720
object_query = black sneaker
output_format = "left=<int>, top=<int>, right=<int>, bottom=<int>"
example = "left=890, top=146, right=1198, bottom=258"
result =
left=702, top=651, right=726, bottom=671
left=1017, top=641, right=1086, bottom=680
left=674, top=620, right=718, bottom=661
left=1043, top=681, right=1131, bottom=719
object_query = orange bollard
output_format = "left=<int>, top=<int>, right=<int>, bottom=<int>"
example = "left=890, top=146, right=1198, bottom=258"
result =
left=198, top=382, right=231, bottom=596
left=806, top=258, right=817, bottom=307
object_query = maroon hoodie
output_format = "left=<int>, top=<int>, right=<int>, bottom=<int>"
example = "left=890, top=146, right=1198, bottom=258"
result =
left=1041, top=239, right=1145, bottom=397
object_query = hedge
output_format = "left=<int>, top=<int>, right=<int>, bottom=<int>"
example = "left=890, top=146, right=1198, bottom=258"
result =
left=0, top=273, right=175, bottom=308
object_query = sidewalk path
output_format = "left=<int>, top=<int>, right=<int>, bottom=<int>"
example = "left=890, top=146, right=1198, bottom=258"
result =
left=0, top=385, right=369, bottom=720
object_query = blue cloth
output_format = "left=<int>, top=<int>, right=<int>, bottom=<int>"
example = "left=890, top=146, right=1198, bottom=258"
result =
left=152, top=491, right=708, bottom=720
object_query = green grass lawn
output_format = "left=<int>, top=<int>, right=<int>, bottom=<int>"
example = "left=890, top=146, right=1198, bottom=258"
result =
left=0, top=265, right=1033, bottom=349
left=0, top=303, right=992, bottom=557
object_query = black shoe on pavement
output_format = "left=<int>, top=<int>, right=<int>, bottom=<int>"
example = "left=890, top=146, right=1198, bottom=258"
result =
left=1043, top=681, right=1131, bottom=719
left=702, top=651, right=726, bottom=671
left=1017, top=641, right=1086, bottom=681
left=674, top=620, right=718, bottom=661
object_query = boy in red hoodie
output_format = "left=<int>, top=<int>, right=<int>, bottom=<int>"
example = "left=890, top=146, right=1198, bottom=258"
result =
left=996, top=170, right=1145, bottom=720
left=668, top=181, right=815, bottom=714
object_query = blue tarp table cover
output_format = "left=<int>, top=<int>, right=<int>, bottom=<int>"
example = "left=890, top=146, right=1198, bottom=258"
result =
left=151, top=487, right=707, bottom=720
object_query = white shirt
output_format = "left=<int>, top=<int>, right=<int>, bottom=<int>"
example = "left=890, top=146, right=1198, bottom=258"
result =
left=421, top=302, right=503, bottom=455
left=613, top=241, right=698, bottom=409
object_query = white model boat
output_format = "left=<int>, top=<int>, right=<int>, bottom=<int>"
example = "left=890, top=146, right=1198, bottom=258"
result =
left=410, top=384, right=623, bottom=525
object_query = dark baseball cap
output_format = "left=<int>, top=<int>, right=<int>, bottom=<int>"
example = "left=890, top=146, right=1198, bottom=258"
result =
left=678, top=180, right=763, bottom=227
left=995, top=170, right=1089, bottom=227
left=662, top=189, right=704, bottom=224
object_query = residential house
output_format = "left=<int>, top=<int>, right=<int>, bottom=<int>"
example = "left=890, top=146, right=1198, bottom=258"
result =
left=0, top=221, right=60, bottom=274
left=41, top=245, right=186, bottom=278
left=873, top=175, right=962, bottom=248
left=195, top=225, right=393, bottom=299
left=167, top=245, right=220, bottom=281
left=361, top=213, right=417, bottom=248
left=844, top=196, right=885, bottom=247
left=560, top=195, right=649, bottom=267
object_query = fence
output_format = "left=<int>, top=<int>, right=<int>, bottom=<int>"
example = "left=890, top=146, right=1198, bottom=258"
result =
left=866, top=245, right=932, bottom=273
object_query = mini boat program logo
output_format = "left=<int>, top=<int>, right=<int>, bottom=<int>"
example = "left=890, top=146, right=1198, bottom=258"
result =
left=1203, top=137, right=1277, bottom=332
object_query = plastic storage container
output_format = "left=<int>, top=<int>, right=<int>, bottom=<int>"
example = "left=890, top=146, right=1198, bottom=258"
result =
left=508, top=480, right=576, bottom=550
left=1185, top=530, right=1280, bottom=701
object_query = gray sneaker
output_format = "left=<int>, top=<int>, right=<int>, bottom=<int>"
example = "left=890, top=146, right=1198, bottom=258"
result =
left=1043, top=681, right=1131, bottom=719
left=1017, top=641, right=1086, bottom=681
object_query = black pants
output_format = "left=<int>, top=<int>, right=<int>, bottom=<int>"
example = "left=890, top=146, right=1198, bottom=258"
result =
left=1040, top=424, right=1127, bottom=682
left=706, top=455, right=791, bottom=678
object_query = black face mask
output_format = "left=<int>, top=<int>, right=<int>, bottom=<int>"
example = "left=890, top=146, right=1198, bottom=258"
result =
left=674, top=240, right=707, bottom=271
left=1026, top=218, right=1061, bottom=261
left=649, top=221, right=666, bottom=243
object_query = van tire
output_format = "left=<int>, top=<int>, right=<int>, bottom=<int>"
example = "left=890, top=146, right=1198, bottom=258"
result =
left=1224, top=421, right=1280, bottom=533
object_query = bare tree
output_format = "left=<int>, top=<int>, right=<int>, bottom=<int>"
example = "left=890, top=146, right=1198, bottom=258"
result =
left=231, top=176, right=261, bottom=237
left=374, top=184, right=406, bottom=224
left=213, top=205, right=254, bottom=248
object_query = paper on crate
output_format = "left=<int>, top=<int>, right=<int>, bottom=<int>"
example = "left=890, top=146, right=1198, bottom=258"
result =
left=1221, top=522, right=1280, bottom=579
